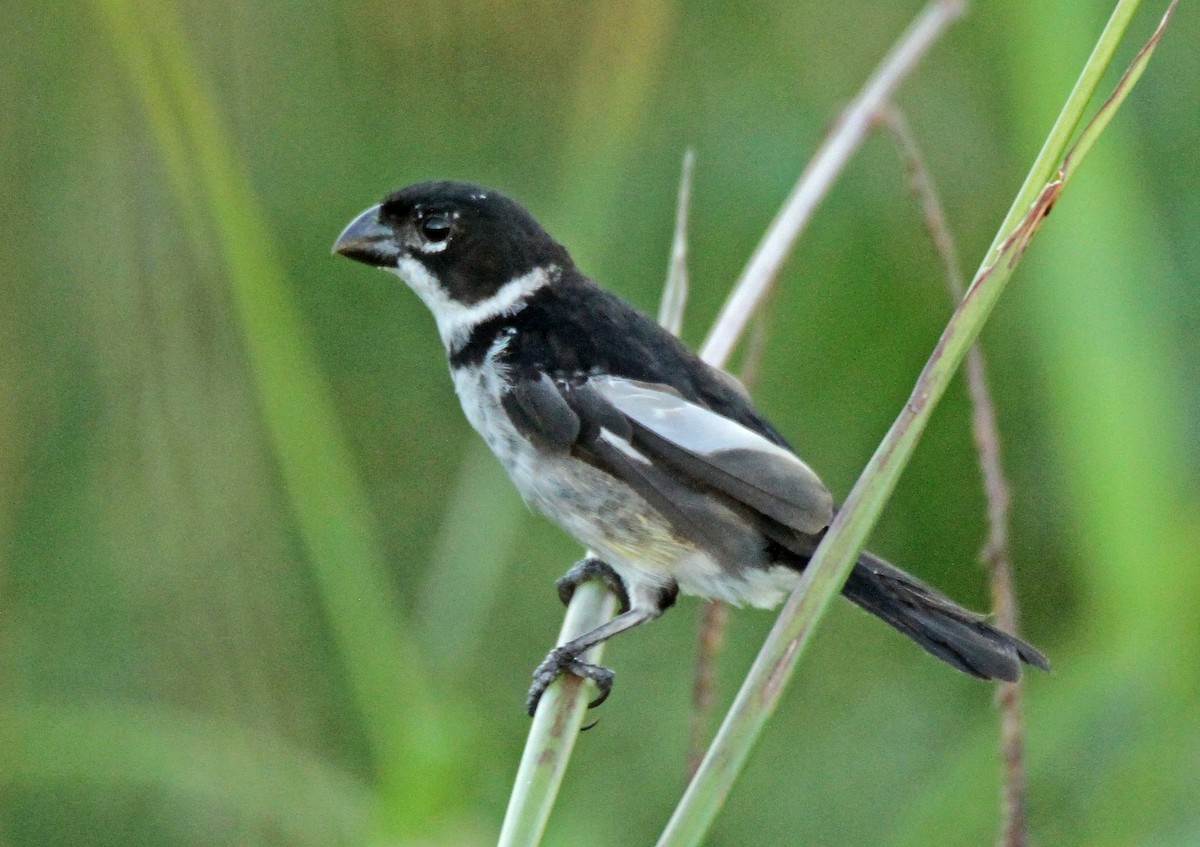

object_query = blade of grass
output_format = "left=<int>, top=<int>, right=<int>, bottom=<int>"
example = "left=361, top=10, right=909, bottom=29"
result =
left=658, top=149, right=695, bottom=336
left=890, top=25, right=1195, bottom=805
left=1010, top=0, right=1187, bottom=660
left=979, top=1, right=1148, bottom=269
left=656, top=2, right=1162, bottom=844
left=497, top=582, right=618, bottom=847
left=1061, top=0, right=1176, bottom=185
left=881, top=9, right=1199, bottom=839
left=700, top=0, right=966, bottom=366
left=93, top=0, right=459, bottom=833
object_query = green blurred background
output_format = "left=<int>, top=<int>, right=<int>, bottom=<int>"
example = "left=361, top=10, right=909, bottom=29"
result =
left=2, top=1, right=1197, bottom=844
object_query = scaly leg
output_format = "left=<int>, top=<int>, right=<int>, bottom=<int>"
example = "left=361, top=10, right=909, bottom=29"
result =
left=527, top=564, right=677, bottom=715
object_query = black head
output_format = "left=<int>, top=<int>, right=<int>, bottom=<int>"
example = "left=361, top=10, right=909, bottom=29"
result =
left=333, top=180, right=572, bottom=307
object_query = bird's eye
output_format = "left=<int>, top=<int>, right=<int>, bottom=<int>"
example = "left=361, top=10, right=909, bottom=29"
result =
left=419, top=214, right=452, bottom=244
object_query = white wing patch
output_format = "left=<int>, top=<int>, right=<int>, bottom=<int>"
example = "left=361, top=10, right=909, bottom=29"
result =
left=598, top=427, right=651, bottom=464
left=589, top=375, right=834, bottom=534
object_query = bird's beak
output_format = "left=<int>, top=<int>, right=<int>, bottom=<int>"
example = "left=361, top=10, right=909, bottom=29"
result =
left=332, top=204, right=400, bottom=267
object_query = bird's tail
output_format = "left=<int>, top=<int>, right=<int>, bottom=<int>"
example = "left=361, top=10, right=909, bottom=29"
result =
left=841, top=550, right=1048, bottom=681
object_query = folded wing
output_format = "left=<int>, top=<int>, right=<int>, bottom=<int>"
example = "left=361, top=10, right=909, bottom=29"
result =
left=502, top=373, right=834, bottom=554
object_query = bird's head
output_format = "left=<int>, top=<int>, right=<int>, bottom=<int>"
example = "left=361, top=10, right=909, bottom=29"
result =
left=333, top=181, right=570, bottom=347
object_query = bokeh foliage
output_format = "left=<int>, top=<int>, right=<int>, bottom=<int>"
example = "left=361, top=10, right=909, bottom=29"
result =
left=2, top=1, right=1197, bottom=845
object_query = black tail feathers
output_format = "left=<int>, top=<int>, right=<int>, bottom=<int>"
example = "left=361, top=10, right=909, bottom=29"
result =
left=841, top=550, right=1049, bottom=681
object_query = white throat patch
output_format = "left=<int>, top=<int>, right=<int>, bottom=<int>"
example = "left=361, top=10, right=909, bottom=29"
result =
left=388, top=260, right=556, bottom=349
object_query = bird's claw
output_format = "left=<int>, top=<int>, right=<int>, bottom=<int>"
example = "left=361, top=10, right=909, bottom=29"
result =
left=526, top=645, right=615, bottom=716
left=556, top=557, right=631, bottom=614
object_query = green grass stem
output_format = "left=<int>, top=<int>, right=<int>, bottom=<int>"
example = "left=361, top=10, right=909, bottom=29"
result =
left=654, top=1, right=1164, bottom=844
left=497, top=583, right=619, bottom=847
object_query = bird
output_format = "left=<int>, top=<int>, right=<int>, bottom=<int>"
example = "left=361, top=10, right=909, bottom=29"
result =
left=332, top=180, right=1048, bottom=715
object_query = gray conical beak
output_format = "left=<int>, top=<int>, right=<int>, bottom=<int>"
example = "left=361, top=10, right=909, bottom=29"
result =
left=332, top=204, right=400, bottom=267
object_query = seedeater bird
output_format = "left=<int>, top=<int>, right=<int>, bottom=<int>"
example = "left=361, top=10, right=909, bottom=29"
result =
left=333, top=180, right=1048, bottom=715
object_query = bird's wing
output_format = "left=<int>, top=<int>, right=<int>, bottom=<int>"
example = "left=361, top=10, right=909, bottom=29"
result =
left=588, top=376, right=834, bottom=534
left=502, top=373, right=834, bottom=547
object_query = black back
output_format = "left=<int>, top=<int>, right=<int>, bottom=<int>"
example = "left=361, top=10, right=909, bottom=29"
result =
left=452, top=268, right=793, bottom=450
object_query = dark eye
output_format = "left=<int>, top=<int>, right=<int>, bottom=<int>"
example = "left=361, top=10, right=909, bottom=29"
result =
left=420, top=214, right=452, bottom=244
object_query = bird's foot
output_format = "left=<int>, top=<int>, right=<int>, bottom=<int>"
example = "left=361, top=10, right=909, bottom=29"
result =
left=526, top=645, right=615, bottom=716
left=556, top=557, right=630, bottom=614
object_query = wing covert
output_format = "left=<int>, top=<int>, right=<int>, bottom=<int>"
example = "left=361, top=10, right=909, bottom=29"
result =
left=499, top=372, right=834, bottom=550
left=587, top=375, right=834, bottom=535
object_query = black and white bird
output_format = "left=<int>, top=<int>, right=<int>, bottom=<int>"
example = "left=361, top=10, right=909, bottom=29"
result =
left=333, top=180, right=1048, bottom=715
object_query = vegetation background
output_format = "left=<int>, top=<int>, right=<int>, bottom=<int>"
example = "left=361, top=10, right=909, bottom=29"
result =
left=2, top=1, right=1196, bottom=845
